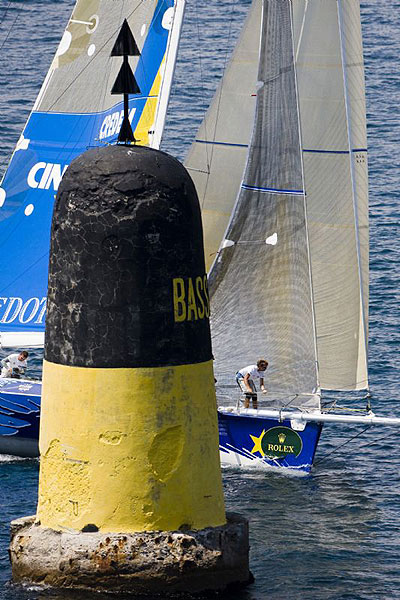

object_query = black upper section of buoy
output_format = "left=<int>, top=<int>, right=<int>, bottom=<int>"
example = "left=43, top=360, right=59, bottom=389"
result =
left=45, top=145, right=212, bottom=369
left=111, top=19, right=140, bottom=56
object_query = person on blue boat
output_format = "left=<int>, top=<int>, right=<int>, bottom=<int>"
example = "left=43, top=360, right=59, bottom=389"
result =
left=1, top=351, right=29, bottom=379
left=235, top=359, right=268, bottom=409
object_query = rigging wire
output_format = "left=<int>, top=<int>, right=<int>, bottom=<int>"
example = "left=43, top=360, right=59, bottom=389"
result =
left=323, top=404, right=372, bottom=413
left=314, top=425, right=372, bottom=466
left=350, top=428, right=400, bottom=453
left=315, top=422, right=400, bottom=467
left=0, top=1, right=22, bottom=54
left=0, top=1, right=12, bottom=31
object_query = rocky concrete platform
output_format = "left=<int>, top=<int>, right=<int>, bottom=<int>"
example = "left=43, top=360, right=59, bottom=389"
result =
left=9, top=512, right=250, bottom=594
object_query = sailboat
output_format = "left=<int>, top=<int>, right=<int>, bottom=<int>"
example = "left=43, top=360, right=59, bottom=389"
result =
left=185, top=0, right=400, bottom=472
left=0, top=0, right=185, bottom=457
left=1, top=0, right=399, bottom=472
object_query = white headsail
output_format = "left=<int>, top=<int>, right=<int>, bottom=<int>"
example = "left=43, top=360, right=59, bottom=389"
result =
left=185, top=0, right=262, bottom=272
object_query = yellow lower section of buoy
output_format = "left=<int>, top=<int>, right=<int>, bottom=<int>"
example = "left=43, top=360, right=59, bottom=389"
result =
left=36, top=359, right=226, bottom=533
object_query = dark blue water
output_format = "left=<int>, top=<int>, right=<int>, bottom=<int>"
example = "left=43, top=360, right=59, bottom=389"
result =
left=1, top=1, right=400, bottom=599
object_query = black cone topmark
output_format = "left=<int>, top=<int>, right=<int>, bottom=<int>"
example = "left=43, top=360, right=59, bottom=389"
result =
left=45, top=145, right=212, bottom=368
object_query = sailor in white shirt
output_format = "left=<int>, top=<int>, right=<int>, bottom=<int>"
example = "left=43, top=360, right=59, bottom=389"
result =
left=1, top=351, right=29, bottom=378
left=235, top=359, right=268, bottom=409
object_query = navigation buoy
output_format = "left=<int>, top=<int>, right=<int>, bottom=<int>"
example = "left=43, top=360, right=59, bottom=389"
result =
left=9, top=144, right=250, bottom=594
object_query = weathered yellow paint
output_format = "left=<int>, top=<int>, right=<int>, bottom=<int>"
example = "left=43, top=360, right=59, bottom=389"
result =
left=37, top=359, right=226, bottom=533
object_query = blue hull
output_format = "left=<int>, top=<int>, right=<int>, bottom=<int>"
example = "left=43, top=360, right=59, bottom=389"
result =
left=0, top=382, right=323, bottom=473
left=218, top=410, right=323, bottom=473
left=0, top=380, right=40, bottom=457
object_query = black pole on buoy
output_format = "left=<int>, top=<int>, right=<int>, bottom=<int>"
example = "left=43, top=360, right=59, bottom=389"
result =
left=111, top=19, right=141, bottom=144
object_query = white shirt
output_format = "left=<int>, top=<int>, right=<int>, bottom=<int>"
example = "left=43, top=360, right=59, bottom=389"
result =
left=238, top=365, right=264, bottom=380
left=2, top=353, right=27, bottom=372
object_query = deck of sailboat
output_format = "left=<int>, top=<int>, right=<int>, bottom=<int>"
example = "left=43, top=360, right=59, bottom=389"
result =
left=218, top=402, right=400, bottom=427
left=217, top=389, right=321, bottom=411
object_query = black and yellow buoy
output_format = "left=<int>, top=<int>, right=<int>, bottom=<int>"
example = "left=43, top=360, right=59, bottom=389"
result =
left=40, top=144, right=223, bottom=532
left=9, top=144, right=250, bottom=594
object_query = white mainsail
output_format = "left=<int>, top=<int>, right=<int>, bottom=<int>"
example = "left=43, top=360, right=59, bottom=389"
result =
left=189, top=0, right=368, bottom=400
left=208, top=0, right=319, bottom=399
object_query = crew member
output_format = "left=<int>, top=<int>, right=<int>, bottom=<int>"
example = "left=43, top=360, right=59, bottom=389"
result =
left=235, top=359, right=268, bottom=409
left=1, top=351, right=29, bottom=379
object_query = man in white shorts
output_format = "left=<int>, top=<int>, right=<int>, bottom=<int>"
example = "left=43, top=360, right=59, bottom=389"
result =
left=235, top=359, right=268, bottom=409
left=1, top=351, right=29, bottom=378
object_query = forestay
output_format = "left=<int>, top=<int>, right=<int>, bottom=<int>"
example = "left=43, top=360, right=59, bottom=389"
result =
left=185, top=0, right=261, bottom=272
left=0, top=0, right=185, bottom=348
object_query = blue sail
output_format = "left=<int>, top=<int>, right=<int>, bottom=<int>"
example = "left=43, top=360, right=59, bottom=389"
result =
left=0, top=0, right=184, bottom=347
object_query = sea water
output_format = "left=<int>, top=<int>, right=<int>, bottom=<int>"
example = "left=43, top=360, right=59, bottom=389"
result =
left=1, top=1, right=400, bottom=598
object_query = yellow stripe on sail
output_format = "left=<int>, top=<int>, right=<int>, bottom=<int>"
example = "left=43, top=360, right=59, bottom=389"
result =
left=134, top=55, right=165, bottom=146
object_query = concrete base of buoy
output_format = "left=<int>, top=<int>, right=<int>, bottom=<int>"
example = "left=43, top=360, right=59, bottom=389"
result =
left=9, top=512, right=251, bottom=594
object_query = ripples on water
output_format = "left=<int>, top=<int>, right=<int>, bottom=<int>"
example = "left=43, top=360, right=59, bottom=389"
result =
left=1, top=1, right=400, bottom=599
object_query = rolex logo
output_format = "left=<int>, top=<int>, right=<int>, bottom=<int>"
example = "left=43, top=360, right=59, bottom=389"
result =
left=258, top=427, right=303, bottom=459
